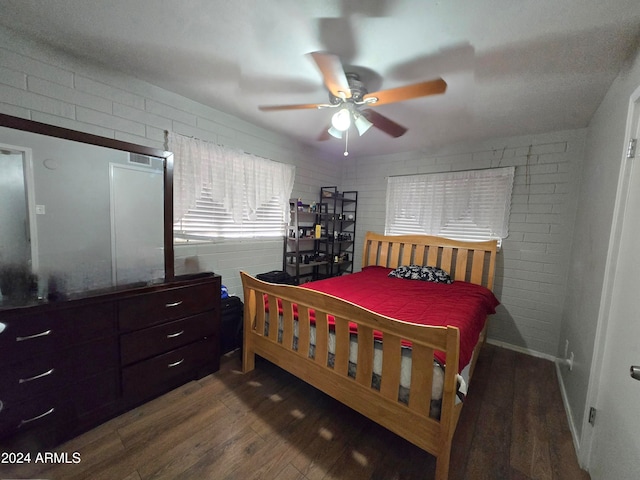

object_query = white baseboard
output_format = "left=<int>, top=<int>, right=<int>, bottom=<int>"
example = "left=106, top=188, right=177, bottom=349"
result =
left=485, top=338, right=557, bottom=362
left=554, top=361, right=582, bottom=462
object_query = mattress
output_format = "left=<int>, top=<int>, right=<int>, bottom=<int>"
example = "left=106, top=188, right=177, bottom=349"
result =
left=263, top=313, right=471, bottom=419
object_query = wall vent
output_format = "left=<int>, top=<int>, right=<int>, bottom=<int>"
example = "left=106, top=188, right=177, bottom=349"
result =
left=129, top=153, right=152, bottom=166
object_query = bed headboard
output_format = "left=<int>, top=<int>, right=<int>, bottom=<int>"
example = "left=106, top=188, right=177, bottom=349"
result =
left=362, top=231, right=498, bottom=291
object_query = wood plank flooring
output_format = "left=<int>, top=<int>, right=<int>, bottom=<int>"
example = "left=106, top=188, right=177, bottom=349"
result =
left=1, top=344, right=590, bottom=480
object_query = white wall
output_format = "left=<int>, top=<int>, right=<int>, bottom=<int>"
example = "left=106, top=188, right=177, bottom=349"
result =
left=341, top=129, right=585, bottom=358
left=0, top=26, right=339, bottom=296
left=559, top=46, right=640, bottom=450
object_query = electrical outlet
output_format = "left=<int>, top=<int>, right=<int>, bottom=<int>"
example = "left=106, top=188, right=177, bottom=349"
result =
left=35, top=204, right=45, bottom=215
left=568, top=352, right=574, bottom=371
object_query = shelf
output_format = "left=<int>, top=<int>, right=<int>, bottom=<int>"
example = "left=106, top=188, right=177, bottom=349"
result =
left=284, top=198, right=325, bottom=284
left=290, top=210, right=317, bottom=216
left=285, top=190, right=357, bottom=283
left=287, top=236, right=322, bottom=241
left=320, top=239, right=354, bottom=244
left=320, top=193, right=356, bottom=203
left=327, top=261, right=352, bottom=266
left=285, top=261, right=329, bottom=268
left=316, top=187, right=358, bottom=279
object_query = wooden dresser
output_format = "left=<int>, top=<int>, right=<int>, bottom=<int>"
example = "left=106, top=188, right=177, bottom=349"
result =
left=0, top=273, right=220, bottom=452
left=118, top=276, right=220, bottom=405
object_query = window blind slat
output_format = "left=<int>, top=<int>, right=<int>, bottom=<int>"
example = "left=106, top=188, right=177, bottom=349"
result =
left=385, top=167, right=514, bottom=245
left=174, top=190, right=286, bottom=239
left=169, top=132, right=295, bottom=241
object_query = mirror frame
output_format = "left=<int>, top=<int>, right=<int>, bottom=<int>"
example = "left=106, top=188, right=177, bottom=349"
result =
left=0, top=112, right=175, bottom=282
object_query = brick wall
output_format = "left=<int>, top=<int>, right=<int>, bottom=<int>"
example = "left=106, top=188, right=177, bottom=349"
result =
left=0, top=26, right=587, bottom=357
left=341, top=129, right=586, bottom=357
left=0, top=27, right=339, bottom=297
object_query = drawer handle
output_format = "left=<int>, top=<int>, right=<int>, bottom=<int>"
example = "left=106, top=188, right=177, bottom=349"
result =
left=16, top=329, right=52, bottom=342
left=166, top=330, right=184, bottom=339
left=19, top=407, right=55, bottom=427
left=168, top=358, right=184, bottom=368
left=165, top=301, right=183, bottom=308
left=19, top=368, right=55, bottom=384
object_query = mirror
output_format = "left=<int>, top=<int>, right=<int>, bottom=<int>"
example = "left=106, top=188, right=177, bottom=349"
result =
left=0, top=114, right=174, bottom=306
left=0, top=147, right=36, bottom=269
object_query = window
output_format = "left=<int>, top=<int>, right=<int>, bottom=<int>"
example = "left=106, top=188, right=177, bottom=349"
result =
left=385, top=167, right=514, bottom=245
left=174, top=186, right=286, bottom=239
left=169, top=132, right=295, bottom=241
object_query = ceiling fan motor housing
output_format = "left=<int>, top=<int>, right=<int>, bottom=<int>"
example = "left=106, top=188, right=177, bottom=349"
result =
left=329, top=73, right=368, bottom=104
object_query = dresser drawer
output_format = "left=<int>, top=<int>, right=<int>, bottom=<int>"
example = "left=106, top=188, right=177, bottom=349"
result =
left=0, top=370, right=119, bottom=441
left=121, top=337, right=218, bottom=403
left=0, top=393, right=70, bottom=441
left=0, top=337, right=118, bottom=402
left=118, top=281, right=219, bottom=331
left=120, top=311, right=216, bottom=366
left=0, top=301, right=116, bottom=363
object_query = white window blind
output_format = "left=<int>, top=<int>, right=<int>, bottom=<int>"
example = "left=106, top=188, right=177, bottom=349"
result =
left=169, top=132, right=295, bottom=240
left=385, top=167, right=514, bottom=244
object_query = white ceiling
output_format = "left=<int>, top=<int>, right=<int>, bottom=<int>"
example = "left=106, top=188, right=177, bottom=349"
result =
left=1, top=0, right=639, bottom=158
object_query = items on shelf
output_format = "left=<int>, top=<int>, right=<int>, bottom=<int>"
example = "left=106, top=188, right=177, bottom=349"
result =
left=317, top=186, right=358, bottom=278
left=282, top=187, right=358, bottom=285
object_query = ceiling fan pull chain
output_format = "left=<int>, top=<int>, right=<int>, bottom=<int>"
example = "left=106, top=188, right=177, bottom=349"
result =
left=344, top=128, right=349, bottom=156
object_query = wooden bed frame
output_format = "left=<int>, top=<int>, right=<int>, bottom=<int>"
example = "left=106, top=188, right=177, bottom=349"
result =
left=241, top=232, right=498, bottom=480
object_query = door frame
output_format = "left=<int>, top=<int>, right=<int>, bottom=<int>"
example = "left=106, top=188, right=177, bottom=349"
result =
left=580, top=83, right=640, bottom=468
left=0, top=142, right=38, bottom=273
left=109, top=161, right=164, bottom=285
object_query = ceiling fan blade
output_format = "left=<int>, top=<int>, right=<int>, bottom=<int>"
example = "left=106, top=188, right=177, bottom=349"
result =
left=258, top=102, right=328, bottom=112
left=361, top=109, right=408, bottom=138
left=317, top=128, right=332, bottom=141
left=308, top=51, right=352, bottom=99
left=363, top=78, right=447, bottom=106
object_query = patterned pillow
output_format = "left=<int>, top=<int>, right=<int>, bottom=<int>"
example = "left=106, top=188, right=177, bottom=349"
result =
left=388, top=265, right=453, bottom=284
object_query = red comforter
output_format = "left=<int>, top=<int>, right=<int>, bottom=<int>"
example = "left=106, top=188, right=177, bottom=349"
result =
left=297, top=266, right=500, bottom=371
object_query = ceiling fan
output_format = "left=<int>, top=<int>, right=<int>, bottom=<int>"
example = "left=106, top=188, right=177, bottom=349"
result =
left=258, top=51, right=447, bottom=147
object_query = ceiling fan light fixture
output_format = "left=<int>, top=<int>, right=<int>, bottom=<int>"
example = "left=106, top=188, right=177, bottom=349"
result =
left=327, top=126, right=343, bottom=139
left=353, top=112, right=373, bottom=136
left=331, top=107, right=351, bottom=131
left=258, top=53, right=447, bottom=144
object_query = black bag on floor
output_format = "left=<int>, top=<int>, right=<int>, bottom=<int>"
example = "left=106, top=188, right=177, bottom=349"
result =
left=221, top=296, right=243, bottom=354
left=256, top=270, right=296, bottom=285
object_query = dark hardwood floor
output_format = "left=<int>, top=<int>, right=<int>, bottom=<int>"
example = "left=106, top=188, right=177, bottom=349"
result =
left=2, top=344, right=590, bottom=480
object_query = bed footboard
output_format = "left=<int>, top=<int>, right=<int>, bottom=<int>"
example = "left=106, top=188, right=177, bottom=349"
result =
left=240, top=271, right=463, bottom=480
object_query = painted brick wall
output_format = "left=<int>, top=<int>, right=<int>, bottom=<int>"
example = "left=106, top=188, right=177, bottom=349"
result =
left=341, top=129, right=586, bottom=357
left=0, top=27, right=339, bottom=297
left=0, top=26, right=587, bottom=357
